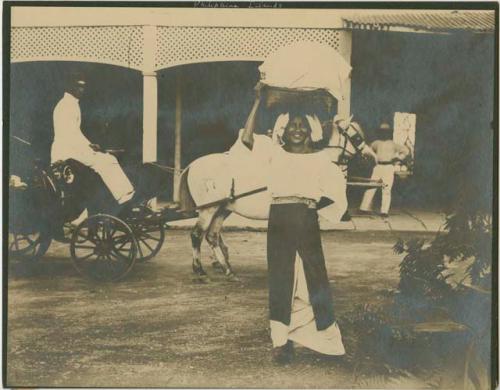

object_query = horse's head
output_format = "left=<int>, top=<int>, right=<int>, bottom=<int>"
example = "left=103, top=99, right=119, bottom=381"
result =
left=337, top=119, right=367, bottom=148
left=349, top=122, right=366, bottom=141
left=325, top=118, right=368, bottom=168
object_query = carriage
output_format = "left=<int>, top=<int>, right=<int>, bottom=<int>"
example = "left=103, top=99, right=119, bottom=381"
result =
left=8, top=157, right=177, bottom=282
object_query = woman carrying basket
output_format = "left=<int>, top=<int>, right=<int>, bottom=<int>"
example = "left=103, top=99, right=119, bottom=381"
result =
left=237, top=85, right=348, bottom=364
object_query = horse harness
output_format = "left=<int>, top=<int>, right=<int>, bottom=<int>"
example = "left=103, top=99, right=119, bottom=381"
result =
left=325, top=124, right=367, bottom=173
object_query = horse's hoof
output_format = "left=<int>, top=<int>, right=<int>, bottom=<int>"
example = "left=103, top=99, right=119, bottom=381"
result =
left=226, top=273, right=240, bottom=282
left=192, top=266, right=208, bottom=276
left=192, top=265, right=209, bottom=283
left=211, top=261, right=225, bottom=273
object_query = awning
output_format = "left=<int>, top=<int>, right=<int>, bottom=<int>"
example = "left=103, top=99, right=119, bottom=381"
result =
left=342, top=10, right=495, bottom=33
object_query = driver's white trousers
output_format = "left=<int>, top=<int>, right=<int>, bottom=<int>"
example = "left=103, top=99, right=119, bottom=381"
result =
left=52, top=148, right=134, bottom=204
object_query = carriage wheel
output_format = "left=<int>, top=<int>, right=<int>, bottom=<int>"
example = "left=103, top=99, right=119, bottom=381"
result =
left=70, top=214, right=137, bottom=282
left=8, top=231, right=52, bottom=261
left=124, top=205, right=165, bottom=262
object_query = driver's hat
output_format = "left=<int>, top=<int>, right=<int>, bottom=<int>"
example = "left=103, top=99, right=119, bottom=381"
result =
left=66, top=70, right=86, bottom=87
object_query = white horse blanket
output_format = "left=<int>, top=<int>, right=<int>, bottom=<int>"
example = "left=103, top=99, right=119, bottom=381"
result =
left=185, top=132, right=273, bottom=219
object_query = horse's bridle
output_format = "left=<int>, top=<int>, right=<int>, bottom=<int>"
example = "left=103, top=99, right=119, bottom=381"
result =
left=324, top=122, right=363, bottom=166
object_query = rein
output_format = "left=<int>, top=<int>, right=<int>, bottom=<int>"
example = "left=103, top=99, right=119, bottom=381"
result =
left=148, top=162, right=183, bottom=175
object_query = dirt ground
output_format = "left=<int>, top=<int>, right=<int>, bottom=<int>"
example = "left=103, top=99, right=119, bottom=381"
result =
left=6, top=230, right=438, bottom=388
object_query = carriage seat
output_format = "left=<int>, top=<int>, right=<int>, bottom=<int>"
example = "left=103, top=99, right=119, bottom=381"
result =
left=50, top=159, right=110, bottom=205
left=50, top=159, right=118, bottom=218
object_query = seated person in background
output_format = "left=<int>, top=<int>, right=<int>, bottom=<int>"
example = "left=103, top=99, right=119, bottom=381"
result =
left=51, top=72, right=134, bottom=206
left=359, top=122, right=411, bottom=218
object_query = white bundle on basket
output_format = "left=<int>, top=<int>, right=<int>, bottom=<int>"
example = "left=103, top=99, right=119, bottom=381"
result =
left=258, top=41, right=352, bottom=101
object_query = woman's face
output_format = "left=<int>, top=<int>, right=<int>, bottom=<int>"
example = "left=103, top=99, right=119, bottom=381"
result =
left=283, top=116, right=311, bottom=146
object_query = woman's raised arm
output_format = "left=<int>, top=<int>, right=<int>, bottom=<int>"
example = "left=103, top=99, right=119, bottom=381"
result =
left=240, top=85, right=263, bottom=150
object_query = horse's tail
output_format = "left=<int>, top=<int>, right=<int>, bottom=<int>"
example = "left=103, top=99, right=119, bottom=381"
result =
left=178, top=167, right=196, bottom=212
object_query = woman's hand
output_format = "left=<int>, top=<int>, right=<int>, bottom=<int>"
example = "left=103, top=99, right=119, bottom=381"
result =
left=254, top=82, right=267, bottom=100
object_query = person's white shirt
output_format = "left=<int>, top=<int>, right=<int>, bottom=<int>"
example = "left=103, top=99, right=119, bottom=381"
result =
left=51, top=92, right=94, bottom=163
left=229, top=130, right=347, bottom=223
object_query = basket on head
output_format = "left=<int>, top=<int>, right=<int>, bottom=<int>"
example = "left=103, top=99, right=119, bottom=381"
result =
left=263, top=86, right=336, bottom=115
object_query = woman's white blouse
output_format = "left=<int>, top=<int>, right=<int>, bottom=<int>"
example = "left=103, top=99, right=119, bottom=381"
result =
left=229, top=130, right=348, bottom=222
left=269, top=145, right=348, bottom=223
left=229, top=130, right=347, bottom=223
left=268, top=146, right=344, bottom=202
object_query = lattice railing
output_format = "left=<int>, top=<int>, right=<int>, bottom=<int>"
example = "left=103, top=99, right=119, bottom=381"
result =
left=11, top=25, right=349, bottom=72
left=11, top=26, right=144, bottom=70
left=156, top=26, right=346, bottom=69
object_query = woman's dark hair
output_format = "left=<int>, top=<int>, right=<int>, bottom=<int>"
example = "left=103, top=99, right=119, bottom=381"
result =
left=285, top=111, right=311, bottom=132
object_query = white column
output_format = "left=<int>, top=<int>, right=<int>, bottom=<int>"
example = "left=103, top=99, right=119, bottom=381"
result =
left=337, top=30, right=352, bottom=118
left=142, top=71, right=158, bottom=163
left=142, top=25, right=158, bottom=208
left=173, top=72, right=182, bottom=202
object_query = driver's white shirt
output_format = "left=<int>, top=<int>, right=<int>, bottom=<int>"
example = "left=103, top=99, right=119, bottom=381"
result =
left=51, top=92, right=96, bottom=163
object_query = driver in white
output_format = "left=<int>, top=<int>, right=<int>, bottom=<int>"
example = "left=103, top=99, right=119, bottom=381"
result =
left=51, top=73, right=134, bottom=205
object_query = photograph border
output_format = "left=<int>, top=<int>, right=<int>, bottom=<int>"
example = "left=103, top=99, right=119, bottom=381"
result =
left=2, top=2, right=498, bottom=388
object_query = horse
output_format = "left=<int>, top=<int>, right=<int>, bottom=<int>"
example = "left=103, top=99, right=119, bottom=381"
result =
left=177, top=121, right=373, bottom=280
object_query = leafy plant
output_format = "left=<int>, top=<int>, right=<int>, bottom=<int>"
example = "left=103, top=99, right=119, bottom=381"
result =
left=395, top=237, right=453, bottom=303
left=396, top=218, right=491, bottom=308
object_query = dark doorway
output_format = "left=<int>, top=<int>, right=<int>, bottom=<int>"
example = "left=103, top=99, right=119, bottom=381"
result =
left=350, top=31, right=494, bottom=210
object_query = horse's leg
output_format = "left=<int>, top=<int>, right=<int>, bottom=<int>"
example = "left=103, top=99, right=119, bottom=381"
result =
left=206, top=208, right=237, bottom=279
left=218, top=234, right=230, bottom=269
left=209, top=209, right=232, bottom=272
left=212, top=234, right=229, bottom=271
left=191, top=206, right=218, bottom=278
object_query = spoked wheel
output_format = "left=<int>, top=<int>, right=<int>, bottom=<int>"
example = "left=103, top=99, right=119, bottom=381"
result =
left=70, top=214, right=137, bottom=282
left=8, top=231, right=52, bottom=261
left=123, top=205, right=165, bottom=262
